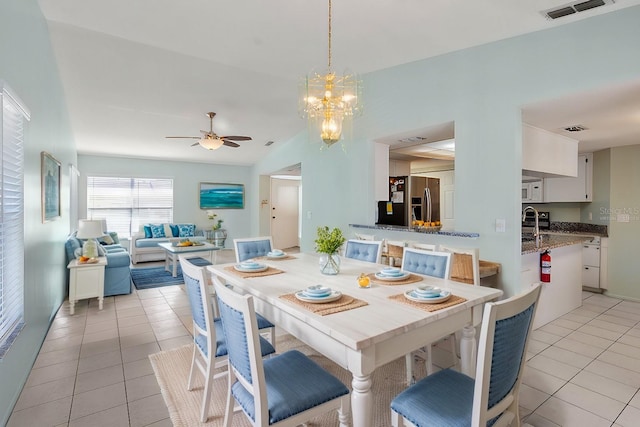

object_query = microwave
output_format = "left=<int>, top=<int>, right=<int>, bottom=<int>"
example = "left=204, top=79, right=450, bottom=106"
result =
left=522, top=180, right=543, bottom=203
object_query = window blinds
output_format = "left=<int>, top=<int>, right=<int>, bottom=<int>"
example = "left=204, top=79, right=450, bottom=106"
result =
left=0, top=81, right=28, bottom=358
left=86, top=177, right=173, bottom=238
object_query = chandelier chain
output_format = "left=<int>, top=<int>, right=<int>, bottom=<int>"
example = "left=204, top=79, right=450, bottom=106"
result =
left=328, top=0, right=332, bottom=70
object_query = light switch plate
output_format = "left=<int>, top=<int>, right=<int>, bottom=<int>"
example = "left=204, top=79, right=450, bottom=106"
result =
left=495, top=218, right=506, bottom=233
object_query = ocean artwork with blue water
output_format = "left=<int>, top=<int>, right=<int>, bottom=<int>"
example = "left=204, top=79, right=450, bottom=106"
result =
left=199, top=182, right=244, bottom=209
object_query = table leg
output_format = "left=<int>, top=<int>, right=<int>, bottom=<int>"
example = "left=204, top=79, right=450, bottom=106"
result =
left=460, top=323, right=477, bottom=377
left=171, top=253, right=178, bottom=277
left=351, top=374, right=373, bottom=427
left=98, top=297, right=104, bottom=310
left=70, top=300, right=76, bottom=315
left=164, top=252, right=170, bottom=274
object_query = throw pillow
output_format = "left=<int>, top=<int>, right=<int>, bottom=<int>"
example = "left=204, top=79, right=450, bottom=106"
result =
left=163, top=224, right=173, bottom=239
left=98, top=234, right=115, bottom=245
left=178, top=224, right=195, bottom=237
left=143, top=225, right=152, bottom=238
left=150, top=224, right=166, bottom=238
left=169, top=224, right=179, bottom=237
left=109, top=231, right=120, bottom=244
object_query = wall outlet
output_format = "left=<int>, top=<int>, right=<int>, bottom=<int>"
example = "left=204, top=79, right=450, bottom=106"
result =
left=588, top=212, right=593, bottom=220
left=495, top=218, right=506, bottom=233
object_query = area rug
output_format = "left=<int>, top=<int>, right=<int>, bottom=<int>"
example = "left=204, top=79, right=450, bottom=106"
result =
left=131, top=257, right=212, bottom=290
left=150, top=334, right=425, bottom=427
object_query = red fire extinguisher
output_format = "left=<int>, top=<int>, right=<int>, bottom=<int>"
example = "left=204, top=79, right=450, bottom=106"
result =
left=540, top=250, right=551, bottom=283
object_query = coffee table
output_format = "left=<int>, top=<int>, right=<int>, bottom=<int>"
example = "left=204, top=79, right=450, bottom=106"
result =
left=157, top=242, right=220, bottom=277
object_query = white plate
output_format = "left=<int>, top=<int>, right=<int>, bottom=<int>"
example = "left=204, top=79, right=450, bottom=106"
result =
left=295, top=290, right=343, bottom=304
left=234, top=264, right=268, bottom=273
left=404, top=290, right=452, bottom=304
left=375, top=272, right=410, bottom=282
left=266, top=252, right=287, bottom=259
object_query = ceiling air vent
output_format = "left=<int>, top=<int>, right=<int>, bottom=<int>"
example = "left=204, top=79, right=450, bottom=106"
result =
left=542, top=0, right=614, bottom=20
left=564, top=125, right=587, bottom=132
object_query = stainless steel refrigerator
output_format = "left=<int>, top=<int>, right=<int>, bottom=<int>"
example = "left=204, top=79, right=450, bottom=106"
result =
left=408, top=176, right=440, bottom=225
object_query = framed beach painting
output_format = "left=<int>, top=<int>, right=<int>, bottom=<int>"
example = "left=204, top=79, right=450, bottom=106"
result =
left=199, top=182, right=244, bottom=209
left=41, top=151, right=61, bottom=222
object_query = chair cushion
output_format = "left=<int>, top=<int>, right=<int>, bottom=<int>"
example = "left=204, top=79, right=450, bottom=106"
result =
left=403, top=251, right=449, bottom=278
left=345, top=241, right=378, bottom=263
left=256, top=314, right=275, bottom=330
left=231, top=349, right=349, bottom=424
left=391, top=369, right=474, bottom=427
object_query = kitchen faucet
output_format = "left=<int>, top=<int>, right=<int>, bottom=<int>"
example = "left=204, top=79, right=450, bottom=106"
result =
left=522, top=205, right=540, bottom=248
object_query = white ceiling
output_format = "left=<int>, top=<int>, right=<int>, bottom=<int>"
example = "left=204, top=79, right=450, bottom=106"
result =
left=37, top=0, right=640, bottom=165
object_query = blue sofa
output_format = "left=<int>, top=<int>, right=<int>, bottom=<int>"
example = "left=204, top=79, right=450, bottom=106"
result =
left=65, top=232, right=132, bottom=296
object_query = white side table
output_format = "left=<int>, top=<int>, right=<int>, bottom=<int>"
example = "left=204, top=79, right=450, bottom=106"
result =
left=67, top=256, right=107, bottom=315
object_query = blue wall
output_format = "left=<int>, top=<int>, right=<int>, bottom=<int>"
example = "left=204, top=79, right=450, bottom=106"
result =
left=0, top=0, right=77, bottom=423
left=254, top=7, right=640, bottom=299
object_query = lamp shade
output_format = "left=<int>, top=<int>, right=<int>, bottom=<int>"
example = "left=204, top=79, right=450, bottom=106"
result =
left=200, top=137, right=224, bottom=150
left=77, top=219, right=104, bottom=239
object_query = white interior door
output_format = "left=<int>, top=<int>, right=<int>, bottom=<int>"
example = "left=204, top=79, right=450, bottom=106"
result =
left=270, top=178, right=300, bottom=249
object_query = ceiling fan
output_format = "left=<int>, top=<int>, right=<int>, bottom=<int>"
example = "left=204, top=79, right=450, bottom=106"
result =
left=165, top=112, right=252, bottom=150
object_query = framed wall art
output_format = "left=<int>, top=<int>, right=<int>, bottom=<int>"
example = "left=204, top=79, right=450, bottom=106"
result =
left=199, top=182, right=244, bottom=209
left=41, top=151, right=61, bottom=222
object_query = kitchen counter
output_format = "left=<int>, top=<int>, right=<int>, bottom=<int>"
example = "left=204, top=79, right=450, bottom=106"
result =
left=521, top=233, right=590, bottom=255
left=350, top=224, right=479, bottom=238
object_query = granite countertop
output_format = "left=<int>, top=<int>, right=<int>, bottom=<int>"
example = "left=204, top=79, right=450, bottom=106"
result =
left=350, top=224, right=479, bottom=238
left=521, top=234, right=591, bottom=255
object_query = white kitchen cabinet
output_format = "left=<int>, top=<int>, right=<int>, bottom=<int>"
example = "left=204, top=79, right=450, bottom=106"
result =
left=544, top=153, right=593, bottom=202
left=600, top=237, right=609, bottom=290
left=522, top=124, right=579, bottom=177
left=389, top=159, right=411, bottom=176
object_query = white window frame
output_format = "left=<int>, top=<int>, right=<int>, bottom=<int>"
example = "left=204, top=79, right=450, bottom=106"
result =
left=0, top=81, right=28, bottom=359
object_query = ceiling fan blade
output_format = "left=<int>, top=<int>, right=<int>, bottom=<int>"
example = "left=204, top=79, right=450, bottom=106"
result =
left=165, top=136, right=200, bottom=139
left=222, top=140, right=240, bottom=148
left=220, top=135, right=252, bottom=141
left=191, top=142, right=200, bottom=147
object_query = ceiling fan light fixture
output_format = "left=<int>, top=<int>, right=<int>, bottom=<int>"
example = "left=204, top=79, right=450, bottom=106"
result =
left=299, top=0, right=362, bottom=148
left=200, top=137, right=225, bottom=150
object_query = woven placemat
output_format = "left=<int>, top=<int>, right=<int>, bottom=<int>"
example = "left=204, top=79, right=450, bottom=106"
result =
left=366, top=272, right=424, bottom=286
left=223, top=265, right=284, bottom=278
left=279, top=293, right=368, bottom=316
left=388, top=293, right=467, bottom=312
left=254, top=255, right=297, bottom=261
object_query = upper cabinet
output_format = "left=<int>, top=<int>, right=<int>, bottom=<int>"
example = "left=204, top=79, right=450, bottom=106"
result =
left=389, top=159, right=411, bottom=177
left=544, top=153, right=593, bottom=202
left=522, top=124, right=579, bottom=177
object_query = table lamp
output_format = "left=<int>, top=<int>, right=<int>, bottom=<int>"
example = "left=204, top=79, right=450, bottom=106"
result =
left=77, top=219, right=104, bottom=259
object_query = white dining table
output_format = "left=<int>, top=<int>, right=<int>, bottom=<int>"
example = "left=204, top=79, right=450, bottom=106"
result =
left=207, top=253, right=503, bottom=427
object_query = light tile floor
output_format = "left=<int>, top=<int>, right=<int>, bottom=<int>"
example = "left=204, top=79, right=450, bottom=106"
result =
left=8, top=254, right=640, bottom=426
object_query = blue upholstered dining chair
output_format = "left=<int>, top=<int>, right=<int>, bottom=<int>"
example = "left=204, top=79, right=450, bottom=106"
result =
left=401, top=248, right=453, bottom=383
left=213, top=276, right=351, bottom=427
left=390, top=283, right=541, bottom=427
left=234, top=236, right=274, bottom=263
left=179, top=257, right=276, bottom=423
left=344, top=239, right=383, bottom=264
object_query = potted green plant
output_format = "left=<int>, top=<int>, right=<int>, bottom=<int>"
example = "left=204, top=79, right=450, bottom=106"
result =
left=315, top=226, right=346, bottom=275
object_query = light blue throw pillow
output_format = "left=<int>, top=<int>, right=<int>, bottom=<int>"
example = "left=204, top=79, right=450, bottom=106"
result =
left=150, top=224, right=165, bottom=238
left=178, top=224, right=195, bottom=237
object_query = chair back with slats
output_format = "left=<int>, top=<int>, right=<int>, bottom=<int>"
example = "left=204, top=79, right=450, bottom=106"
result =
left=344, top=239, right=383, bottom=264
left=401, top=247, right=452, bottom=279
left=234, top=236, right=273, bottom=262
left=472, top=283, right=541, bottom=426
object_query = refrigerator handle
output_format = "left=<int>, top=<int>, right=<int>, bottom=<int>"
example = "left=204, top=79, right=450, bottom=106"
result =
left=424, top=188, right=432, bottom=223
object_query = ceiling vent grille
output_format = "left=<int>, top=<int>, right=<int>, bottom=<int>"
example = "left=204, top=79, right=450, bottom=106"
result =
left=564, top=125, right=587, bottom=132
left=542, top=0, right=614, bottom=20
